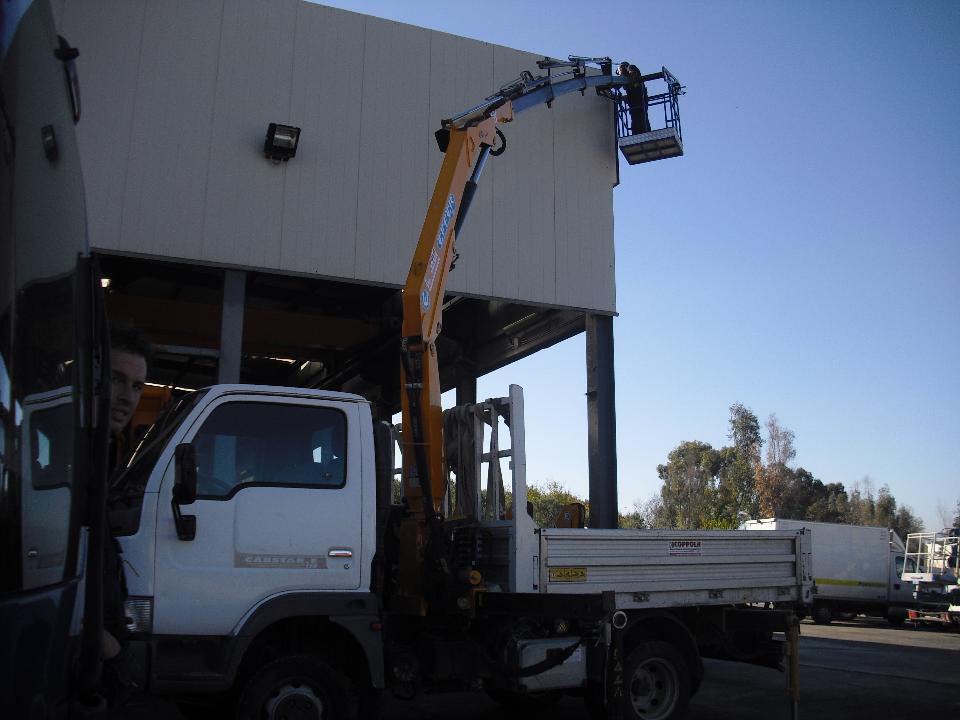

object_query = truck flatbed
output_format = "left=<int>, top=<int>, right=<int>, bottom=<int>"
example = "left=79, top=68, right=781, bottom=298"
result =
left=538, top=528, right=812, bottom=609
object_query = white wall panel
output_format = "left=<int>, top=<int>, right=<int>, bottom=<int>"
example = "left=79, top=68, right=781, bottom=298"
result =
left=353, top=16, right=431, bottom=286
left=201, top=0, right=298, bottom=269
left=553, top=94, right=617, bottom=310
left=65, top=0, right=620, bottom=313
left=122, top=1, right=224, bottom=262
left=282, top=3, right=365, bottom=279
left=427, top=32, right=495, bottom=298
left=489, top=48, right=558, bottom=306
left=63, top=0, right=147, bottom=253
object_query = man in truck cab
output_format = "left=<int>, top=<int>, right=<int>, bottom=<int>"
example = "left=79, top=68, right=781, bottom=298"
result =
left=103, top=322, right=152, bottom=703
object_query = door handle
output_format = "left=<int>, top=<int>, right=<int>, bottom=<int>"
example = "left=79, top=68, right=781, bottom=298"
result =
left=26, top=548, right=39, bottom=559
left=328, top=548, right=353, bottom=559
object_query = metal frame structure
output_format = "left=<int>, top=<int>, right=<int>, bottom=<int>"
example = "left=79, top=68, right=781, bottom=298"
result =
left=615, top=66, right=685, bottom=165
left=902, top=530, right=960, bottom=584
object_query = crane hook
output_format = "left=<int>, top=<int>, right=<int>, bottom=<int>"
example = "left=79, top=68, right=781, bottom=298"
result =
left=489, top=128, right=507, bottom=157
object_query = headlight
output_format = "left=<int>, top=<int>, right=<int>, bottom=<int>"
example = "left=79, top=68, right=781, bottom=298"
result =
left=124, top=596, right=153, bottom=634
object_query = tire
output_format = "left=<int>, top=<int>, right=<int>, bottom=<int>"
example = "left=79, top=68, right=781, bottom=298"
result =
left=887, top=614, right=906, bottom=627
left=236, top=655, right=351, bottom=720
left=621, top=641, right=691, bottom=720
left=812, top=604, right=833, bottom=625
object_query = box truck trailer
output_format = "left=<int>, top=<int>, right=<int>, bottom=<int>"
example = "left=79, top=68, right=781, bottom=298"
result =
left=744, top=519, right=913, bottom=625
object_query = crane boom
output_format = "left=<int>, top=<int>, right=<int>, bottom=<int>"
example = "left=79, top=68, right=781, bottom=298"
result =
left=399, top=56, right=643, bottom=520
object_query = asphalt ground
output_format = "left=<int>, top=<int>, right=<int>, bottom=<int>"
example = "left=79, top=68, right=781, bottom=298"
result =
left=111, top=617, right=960, bottom=719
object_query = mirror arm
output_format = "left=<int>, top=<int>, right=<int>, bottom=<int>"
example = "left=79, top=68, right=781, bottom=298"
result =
left=172, top=497, right=196, bottom=541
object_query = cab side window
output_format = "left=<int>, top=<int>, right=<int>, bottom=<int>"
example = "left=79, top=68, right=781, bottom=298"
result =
left=192, top=402, right=346, bottom=498
left=896, top=555, right=917, bottom=575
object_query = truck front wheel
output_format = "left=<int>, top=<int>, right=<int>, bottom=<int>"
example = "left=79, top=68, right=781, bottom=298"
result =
left=622, top=641, right=691, bottom=720
left=237, top=655, right=350, bottom=720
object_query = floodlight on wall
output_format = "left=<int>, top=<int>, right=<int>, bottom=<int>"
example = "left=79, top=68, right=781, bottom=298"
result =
left=264, top=123, right=300, bottom=162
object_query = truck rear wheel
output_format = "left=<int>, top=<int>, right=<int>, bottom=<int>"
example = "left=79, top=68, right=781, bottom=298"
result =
left=237, top=655, right=350, bottom=720
left=812, top=604, right=833, bottom=625
left=622, top=641, right=691, bottom=720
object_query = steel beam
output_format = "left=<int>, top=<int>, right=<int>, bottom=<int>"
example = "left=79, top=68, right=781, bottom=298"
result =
left=586, top=313, right=618, bottom=528
left=217, top=270, right=246, bottom=384
left=455, top=359, right=477, bottom=406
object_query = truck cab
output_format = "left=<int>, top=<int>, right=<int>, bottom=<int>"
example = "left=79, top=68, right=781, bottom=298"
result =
left=109, top=386, right=384, bottom=696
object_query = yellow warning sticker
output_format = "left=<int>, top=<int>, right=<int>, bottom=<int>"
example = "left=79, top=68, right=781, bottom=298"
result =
left=549, top=567, right=588, bottom=582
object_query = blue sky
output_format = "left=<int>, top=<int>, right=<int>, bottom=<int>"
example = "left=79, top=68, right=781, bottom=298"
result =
left=321, top=0, right=960, bottom=530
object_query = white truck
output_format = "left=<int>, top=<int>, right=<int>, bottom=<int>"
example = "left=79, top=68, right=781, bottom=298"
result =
left=901, top=529, right=960, bottom=628
left=744, top=519, right=914, bottom=625
left=107, top=384, right=813, bottom=719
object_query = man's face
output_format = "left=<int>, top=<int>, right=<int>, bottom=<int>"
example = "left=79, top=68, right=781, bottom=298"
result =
left=110, top=350, right=147, bottom=435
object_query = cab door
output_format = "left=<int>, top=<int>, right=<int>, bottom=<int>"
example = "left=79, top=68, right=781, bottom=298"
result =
left=890, top=552, right=916, bottom=604
left=153, top=394, right=364, bottom=636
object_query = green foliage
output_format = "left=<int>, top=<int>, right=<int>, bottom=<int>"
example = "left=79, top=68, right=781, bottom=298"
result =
left=526, top=480, right=587, bottom=528
left=644, top=403, right=922, bottom=536
left=698, top=515, right=740, bottom=530
left=953, top=498, right=960, bottom=528
left=617, top=511, right=645, bottom=529
left=716, top=445, right=758, bottom=525
left=728, top=403, right=762, bottom=454
left=804, top=481, right=849, bottom=523
left=655, top=440, right=722, bottom=529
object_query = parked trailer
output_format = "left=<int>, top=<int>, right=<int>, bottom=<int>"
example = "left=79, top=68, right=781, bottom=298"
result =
left=743, top=519, right=914, bottom=625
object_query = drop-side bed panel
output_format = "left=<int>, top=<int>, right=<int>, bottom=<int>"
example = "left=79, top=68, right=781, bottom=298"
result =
left=538, top=529, right=812, bottom=610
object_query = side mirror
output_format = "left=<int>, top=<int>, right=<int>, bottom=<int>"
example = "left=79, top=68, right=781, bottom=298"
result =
left=172, top=443, right=197, bottom=541
left=173, top=443, right=198, bottom=505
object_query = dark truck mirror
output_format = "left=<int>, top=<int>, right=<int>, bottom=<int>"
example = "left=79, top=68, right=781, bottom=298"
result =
left=172, top=443, right=197, bottom=540
left=174, top=443, right=198, bottom=504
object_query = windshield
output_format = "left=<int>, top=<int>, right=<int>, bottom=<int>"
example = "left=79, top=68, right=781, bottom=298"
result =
left=108, top=389, right=207, bottom=532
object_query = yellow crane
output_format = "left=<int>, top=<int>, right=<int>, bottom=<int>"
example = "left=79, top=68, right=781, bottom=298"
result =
left=396, top=55, right=683, bottom=613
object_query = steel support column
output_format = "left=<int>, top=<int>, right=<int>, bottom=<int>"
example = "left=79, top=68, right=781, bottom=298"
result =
left=217, top=270, right=246, bottom=384
left=455, top=359, right=477, bottom=406
left=586, top=313, right=618, bottom=528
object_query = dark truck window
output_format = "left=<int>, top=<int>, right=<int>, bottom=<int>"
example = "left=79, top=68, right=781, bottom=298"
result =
left=193, top=402, right=347, bottom=499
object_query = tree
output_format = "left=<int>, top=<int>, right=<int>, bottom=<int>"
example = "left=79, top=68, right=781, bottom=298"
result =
left=641, top=404, right=925, bottom=535
left=954, top=498, right=960, bottom=528
left=890, top=505, right=923, bottom=540
left=618, top=499, right=648, bottom=529
left=656, top=441, right=721, bottom=528
left=634, top=495, right=668, bottom=529
left=526, top=480, right=587, bottom=528
left=756, top=414, right=795, bottom=517
left=728, top=403, right=762, bottom=454
left=716, top=404, right=762, bottom=523
left=805, top=482, right=849, bottom=523
left=780, top=467, right=826, bottom=520
left=875, top=484, right=897, bottom=528
left=847, top=477, right=877, bottom=526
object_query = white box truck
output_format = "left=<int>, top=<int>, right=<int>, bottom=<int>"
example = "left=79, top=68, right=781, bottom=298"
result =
left=744, top=519, right=914, bottom=625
